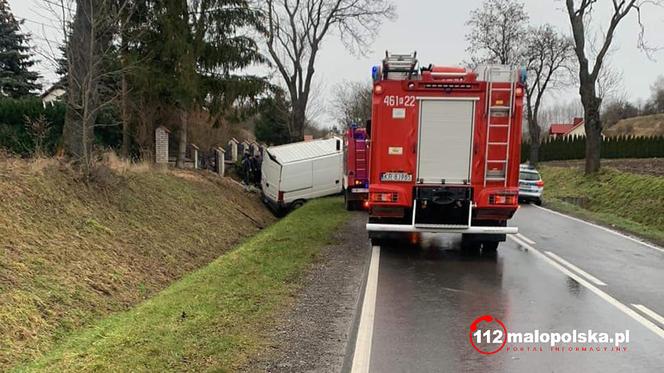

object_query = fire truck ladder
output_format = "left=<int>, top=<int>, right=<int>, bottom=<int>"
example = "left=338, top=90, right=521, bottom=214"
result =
left=483, top=67, right=516, bottom=187
left=355, top=137, right=368, bottom=181
left=383, top=51, right=418, bottom=80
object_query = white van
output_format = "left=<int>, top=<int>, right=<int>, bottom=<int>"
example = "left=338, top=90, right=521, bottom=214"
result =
left=261, top=137, right=344, bottom=212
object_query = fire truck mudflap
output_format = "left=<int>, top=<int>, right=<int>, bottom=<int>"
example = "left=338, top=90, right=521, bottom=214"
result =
left=365, top=52, right=524, bottom=242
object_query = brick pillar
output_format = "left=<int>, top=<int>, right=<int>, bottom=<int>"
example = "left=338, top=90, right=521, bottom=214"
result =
left=216, top=147, right=225, bottom=176
left=155, top=126, right=170, bottom=165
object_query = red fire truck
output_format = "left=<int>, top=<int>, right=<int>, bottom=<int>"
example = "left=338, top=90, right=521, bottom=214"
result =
left=343, top=126, right=369, bottom=210
left=366, top=52, right=525, bottom=253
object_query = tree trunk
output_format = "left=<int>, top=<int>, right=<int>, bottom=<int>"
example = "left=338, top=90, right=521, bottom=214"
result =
left=291, top=101, right=306, bottom=142
left=121, top=72, right=130, bottom=158
left=120, top=27, right=130, bottom=159
left=62, top=0, right=98, bottom=169
left=176, top=109, right=187, bottom=168
left=526, top=104, right=541, bottom=166
left=584, top=108, right=602, bottom=173
left=580, top=84, right=602, bottom=174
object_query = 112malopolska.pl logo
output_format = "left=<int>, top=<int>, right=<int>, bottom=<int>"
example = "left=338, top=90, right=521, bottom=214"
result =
left=469, top=315, right=630, bottom=354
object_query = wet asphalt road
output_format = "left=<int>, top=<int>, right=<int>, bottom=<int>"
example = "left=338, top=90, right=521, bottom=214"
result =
left=358, top=204, right=664, bottom=373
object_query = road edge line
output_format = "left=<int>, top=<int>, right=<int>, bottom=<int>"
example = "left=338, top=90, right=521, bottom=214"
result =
left=350, top=245, right=381, bottom=373
left=544, top=251, right=607, bottom=286
left=341, top=239, right=375, bottom=373
left=530, top=204, right=664, bottom=254
left=632, top=304, right=664, bottom=326
left=509, top=235, right=664, bottom=339
left=515, top=233, right=536, bottom=245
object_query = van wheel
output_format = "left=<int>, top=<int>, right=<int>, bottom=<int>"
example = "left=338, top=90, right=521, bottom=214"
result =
left=290, top=200, right=305, bottom=210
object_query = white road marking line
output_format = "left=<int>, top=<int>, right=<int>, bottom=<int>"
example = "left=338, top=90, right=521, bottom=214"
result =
left=509, top=235, right=664, bottom=339
left=515, top=233, right=536, bottom=245
left=351, top=245, right=381, bottom=373
left=632, top=304, right=664, bottom=326
left=544, top=251, right=607, bottom=286
left=530, top=203, right=664, bottom=254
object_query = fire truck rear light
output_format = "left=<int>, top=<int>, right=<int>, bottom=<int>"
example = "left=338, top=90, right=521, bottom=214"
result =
left=371, top=192, right=398, bottom=203
left=490, top=194, right=517, bottom=205
left=374, top=84, right=384, bottom=95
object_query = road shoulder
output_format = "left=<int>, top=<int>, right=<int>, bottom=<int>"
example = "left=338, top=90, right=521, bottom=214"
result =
left=245, top=212, right=370, bottom=372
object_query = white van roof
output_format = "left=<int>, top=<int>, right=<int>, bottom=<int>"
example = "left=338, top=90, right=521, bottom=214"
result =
left=266, top=137, right=341, bottom=165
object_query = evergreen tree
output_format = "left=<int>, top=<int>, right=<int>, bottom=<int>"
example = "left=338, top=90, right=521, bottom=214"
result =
left=129, top=0, right=269, bottom=166
left=255, top=92, right=291, bottom=145
left=0, top=0, right=41, bottom=98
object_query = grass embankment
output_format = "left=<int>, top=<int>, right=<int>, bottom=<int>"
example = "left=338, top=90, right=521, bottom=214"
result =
left=0, top=157, right=275, bottom=370
left=18, top=197, right=350, bottom=372
left=540, top=165, right=664, bottom=245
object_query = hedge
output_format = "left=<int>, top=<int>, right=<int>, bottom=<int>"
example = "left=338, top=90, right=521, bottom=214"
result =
left=0, top=98, right=121, bottom=156
left=521, top=135, right=664, bottom=162
left=0, top=98, right=66, bottom=156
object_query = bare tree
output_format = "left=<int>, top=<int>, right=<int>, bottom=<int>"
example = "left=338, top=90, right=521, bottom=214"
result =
left=650, top=75, right=664, bottom=113
left=332, top=80, right=372, bottom=129
left=523, top=24, right=574, bottom=166
left=565, top=0, right=662, bottom=174
left=465, top=0, right=529, bottom=65
left=49, top=0, right=133, bottom=176
left=539, top=99, right=584, bottom=133
left=260, top=0, right=395, bottom=141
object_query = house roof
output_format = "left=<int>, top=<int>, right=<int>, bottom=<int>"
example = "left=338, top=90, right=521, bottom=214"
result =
left=549, top=118, right=585, bottom=136
left=549, top=124, right=574, bottom=135
left=40, top=83, right=65, bottom=99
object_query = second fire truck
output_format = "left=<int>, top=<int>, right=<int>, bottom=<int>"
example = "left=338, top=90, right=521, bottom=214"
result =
left=366, top=52, right=525, bottom=253
left=343, top=126, right=369, bottom=210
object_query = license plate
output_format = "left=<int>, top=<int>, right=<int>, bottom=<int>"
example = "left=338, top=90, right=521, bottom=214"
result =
left=381, top=172, right=413, bottom=182
left=352, top=188, right=368, bottom=193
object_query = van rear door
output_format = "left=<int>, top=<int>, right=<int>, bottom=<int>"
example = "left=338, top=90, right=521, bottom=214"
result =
left=262, top=153, right=282, bottom=202
left=280, top=161, right=313, bottom=202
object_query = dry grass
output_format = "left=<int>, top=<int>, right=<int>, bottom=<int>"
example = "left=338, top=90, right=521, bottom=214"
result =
left=540, top=165, right=664, bottom=245
left=21, top=198, right=349, bottom=372
left=0, top=155, right=276, bottom=370
left=604, top=113, right=664, bottom=137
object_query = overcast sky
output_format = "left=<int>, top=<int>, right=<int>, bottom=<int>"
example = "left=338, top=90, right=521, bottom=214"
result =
left=9, top=0, right=664, bottom=127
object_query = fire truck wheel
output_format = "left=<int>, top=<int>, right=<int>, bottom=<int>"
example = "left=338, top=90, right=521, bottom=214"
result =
left=460, top=238, right=481, bottom=256
left=344, top=191, right=355, bottom=211
left=482, top=241, right=499, bottom=254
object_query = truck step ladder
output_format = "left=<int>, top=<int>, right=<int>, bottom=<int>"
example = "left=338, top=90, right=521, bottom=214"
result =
left=383, top=51, right=418, bottom=80
left=355, top=138, right=368, bottom=180
left=483, top=66, right=516, bottom=187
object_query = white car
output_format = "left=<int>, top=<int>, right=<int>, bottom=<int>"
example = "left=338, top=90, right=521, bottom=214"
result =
left=518, top=165, right=544, bottom=205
